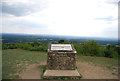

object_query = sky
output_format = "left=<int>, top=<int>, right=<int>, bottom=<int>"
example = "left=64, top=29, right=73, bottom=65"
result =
left=1, top=0, right=119, bottom=38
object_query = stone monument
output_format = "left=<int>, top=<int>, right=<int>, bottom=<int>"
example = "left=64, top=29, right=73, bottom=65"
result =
left=43, top=44, right=80, bottom=78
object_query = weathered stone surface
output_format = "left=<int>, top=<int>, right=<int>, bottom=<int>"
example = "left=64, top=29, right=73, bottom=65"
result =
left=43, top=70, right=80, bottom=77
left=43, top=44, right=81, bottom=78
left=47, top=44, right=77, bottom=70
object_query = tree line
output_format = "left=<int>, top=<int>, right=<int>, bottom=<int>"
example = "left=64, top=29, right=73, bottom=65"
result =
left=2, top=40, right=119, bottom=58
left=2, top=41, right=47, bottom=52
left=58, top=40, right=119, bottom=58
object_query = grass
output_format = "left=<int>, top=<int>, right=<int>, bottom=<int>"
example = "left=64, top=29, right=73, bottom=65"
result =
left=0, top=43, right=2, bottom=79
left=2, top=49, right=47, bottom=79
left=2, top=49, right=119, bottom=79
left=77, top=55, right=119, bottom=68
left=38, top=65, right=46, bottom=79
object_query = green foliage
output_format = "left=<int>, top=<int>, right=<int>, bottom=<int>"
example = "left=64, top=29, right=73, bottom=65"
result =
left=29, top=45, right=47, bottom=52
left=73, top=40, right=118, bottom=58
left=2, top=41, right=47, bottom=52
left=74, top=40, right=101, bottom=56
left=2, top=43, right=17, bottom=49
left=2, top=43, right=8, bottom=49
left=31, top=41, right=41, bottom=47
left=82, top=40, right=100, bottom=56
left=22, top=43, right=32, bottom=50
left=104, top=45, right=118, bottom=58
left=39, top=65, right=47, bottom=79
left=58, top=40, right=70, bottom=44
left=2, top=40, right=119, bottom=58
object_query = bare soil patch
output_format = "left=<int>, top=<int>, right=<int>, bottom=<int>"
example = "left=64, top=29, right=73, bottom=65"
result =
left=76, top=62, right=118, bottom=79
left=19, top=64, right=42, bottom=79
left=19, top=61, right=47, bottom=79
left=19, top=61, right=118, bottom=79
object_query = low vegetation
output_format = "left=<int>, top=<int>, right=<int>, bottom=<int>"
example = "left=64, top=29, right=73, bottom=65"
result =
left=2, top=41, right=47, bottom=52
left=2, top=40, right=119, bottom=79
left=74, top=40, right=119, bottom=58
left=2, top=49, right=119, bottom=79
left=2, top=49, right=47, bottom=79
left=77, top=56, right=119, bottom=67
left=2, top=40, right=119, bottom=58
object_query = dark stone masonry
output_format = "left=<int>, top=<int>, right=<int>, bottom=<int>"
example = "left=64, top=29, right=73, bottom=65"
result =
left=47, top=44, right=77, bottom=70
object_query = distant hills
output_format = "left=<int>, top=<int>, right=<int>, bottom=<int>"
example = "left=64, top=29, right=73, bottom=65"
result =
left=2, top=33, right=118, bottom=45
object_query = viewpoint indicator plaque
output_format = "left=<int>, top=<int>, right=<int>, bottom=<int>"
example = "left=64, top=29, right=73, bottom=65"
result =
left=51, top=44, right=72, bottom=51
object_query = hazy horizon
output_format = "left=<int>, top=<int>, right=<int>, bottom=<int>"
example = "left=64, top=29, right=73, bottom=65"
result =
left=1, top=0, right=119, bottom=38
left=2, top=33, right=118, bottom=39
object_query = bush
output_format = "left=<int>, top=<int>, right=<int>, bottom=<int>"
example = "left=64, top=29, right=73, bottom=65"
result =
left=74, top=40, right=101, bottom=56
left=2, top=41, right=47, bottom=52
left=2, top=43, right=8, bottom=49
left=58, top=40, right=70, bottom=44
left=2, top=40, right=119, bottom=59
left=104, top=45, right=118, bottom=58
left=29, top=44, right=47, bottom=52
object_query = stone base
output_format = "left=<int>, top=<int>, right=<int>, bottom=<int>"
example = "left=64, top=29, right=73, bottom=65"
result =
left=43, top=70, right=80, bottom=78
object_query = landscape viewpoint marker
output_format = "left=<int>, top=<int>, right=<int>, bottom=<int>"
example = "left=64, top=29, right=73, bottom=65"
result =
left=43, top=44, right=80, bottom=78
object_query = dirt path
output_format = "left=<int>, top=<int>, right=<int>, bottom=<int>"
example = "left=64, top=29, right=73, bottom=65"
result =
left=19, top=61, right=47, bottom=79
left=19, top=61, right=118, bottom=79
left=19, top=64, right=42, bottom=79
left=76, top=62, right=118, bottom=79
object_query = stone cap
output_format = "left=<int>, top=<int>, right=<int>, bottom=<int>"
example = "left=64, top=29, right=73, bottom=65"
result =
left=48, top=44, right=76, bottom=52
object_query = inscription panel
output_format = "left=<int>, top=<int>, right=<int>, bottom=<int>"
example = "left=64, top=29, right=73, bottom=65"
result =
left=51, top=44, right=72, bottom=51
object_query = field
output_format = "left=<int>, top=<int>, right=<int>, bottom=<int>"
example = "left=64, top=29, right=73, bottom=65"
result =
left=2, top=49, right=47, bottom=79
left=2, top=49, right=119, bottom=79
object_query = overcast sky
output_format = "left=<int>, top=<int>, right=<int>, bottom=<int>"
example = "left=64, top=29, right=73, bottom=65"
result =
left=1, top=0, right=119, bottom=38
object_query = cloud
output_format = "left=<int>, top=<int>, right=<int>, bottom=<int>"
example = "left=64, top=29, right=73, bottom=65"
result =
left=3, top=25, right=51, bottom=34
left=1, top=0, right=48, bottom=16
left=2, top=17, right=51, bottom=34
left=100, top=28, right=118, bottom=38
left=1, top=0, right=118, bottom=38
left=106, top=0, right=120, bottom=6
left=105, top=0, right=119, bottom=5
left=2, top=15, right=48, bottom=29
left=94, top=16, right=117, bottom=21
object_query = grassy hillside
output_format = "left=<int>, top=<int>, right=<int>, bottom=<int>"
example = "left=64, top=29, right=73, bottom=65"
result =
left=77, top=56, right=118, bottom=68
left=2, top=49, right=118, bottom=79
left=2, top=49, right=47, bottom=79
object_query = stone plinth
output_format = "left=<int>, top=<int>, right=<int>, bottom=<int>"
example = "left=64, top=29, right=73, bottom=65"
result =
left=47, top=52, right=76, bottom=70
left=47, top=44, right=76, bottom=70
left=43, top=44, right=80, bottom=78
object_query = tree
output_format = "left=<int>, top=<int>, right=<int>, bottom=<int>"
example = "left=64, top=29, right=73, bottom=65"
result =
left=82, top=40, right=100, bottom=56
left=58, top=40, right=65, bottom=43
left=58, top=40, right=70, bottom=44
left=31, top=41, right=41, bottom=47
left=104, top=45, right=118, bottom=58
